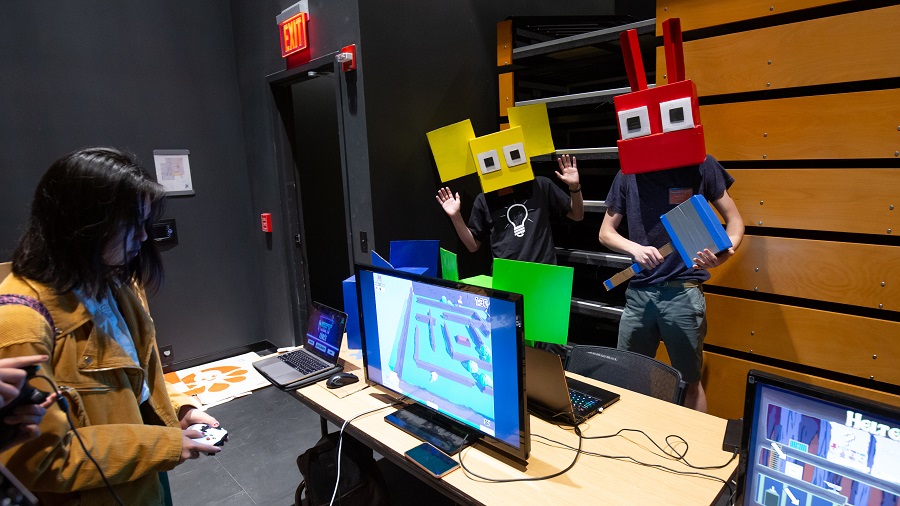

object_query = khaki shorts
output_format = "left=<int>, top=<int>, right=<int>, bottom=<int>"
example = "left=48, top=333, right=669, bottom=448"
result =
left=617, top=281, right=706, bottom=383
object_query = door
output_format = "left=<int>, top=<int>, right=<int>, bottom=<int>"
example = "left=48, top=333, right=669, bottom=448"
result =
left=288, top=66, right=353, bottom=312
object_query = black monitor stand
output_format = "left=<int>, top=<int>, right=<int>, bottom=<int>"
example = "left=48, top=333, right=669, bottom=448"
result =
left=384, top=403, right=480, bottom=455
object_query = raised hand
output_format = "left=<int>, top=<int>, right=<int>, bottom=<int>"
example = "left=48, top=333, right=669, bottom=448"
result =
left=435, top=187, right=461, bottom=218
left=555, top=154, right=580, bottom=190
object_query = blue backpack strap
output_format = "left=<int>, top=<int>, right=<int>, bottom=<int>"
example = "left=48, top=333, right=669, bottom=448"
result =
left=0, top=294, right=55, bottom=330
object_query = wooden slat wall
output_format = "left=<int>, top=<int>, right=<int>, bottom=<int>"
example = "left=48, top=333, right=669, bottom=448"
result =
left=656, top=5, right=900, bottom=95
left=706, top=294, right=900, bottom=384
left=656, top=2, right=900, bottom=418
left=497, top=20, right=512, bottom=66
left=702, top=352, right=900, bottom=420
left=702, top=89, right=900, bottom=161
left=499, top=72, right=513, bottom=117
left=726, top=169, right=899, bottom=235
left=708, top=235, right=899, bottom=311
left=655, top=0, right=848, bottom=33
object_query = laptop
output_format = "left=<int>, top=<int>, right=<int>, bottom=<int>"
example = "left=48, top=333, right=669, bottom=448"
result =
left=525, top=346, right=620, bottom=425
left=254, top=302, right=347, bottom=390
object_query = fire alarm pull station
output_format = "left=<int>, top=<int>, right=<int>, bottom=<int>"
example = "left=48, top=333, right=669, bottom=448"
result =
left=336, top=44, right=356, bottom=71
left=261, top=213, right=273, bottom=233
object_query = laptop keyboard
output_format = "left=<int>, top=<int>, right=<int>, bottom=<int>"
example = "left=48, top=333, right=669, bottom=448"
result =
left=278, top=351, right=328, bottom=375
left=569, top=389, right=600, bottom=416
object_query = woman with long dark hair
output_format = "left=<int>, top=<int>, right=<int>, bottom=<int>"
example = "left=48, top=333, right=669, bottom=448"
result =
left=0, top=147, right=221, bottom=505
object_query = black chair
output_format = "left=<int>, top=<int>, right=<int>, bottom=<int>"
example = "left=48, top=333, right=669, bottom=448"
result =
left=564, top=345, right=687, bottom=405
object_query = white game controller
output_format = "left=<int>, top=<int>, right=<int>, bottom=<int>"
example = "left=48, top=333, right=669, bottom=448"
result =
left=187, top=423, right=228, bottom=451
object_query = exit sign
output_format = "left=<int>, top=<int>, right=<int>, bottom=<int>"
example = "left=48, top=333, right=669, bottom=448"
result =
left=277, top=2, right=309, bottom=58
left=280, top=13, right=308, bottom=57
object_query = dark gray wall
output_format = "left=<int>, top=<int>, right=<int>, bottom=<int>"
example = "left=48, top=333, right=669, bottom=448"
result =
left=0, top=2, right=263, bottom=362
left=229, top=0, right=363, bottom=345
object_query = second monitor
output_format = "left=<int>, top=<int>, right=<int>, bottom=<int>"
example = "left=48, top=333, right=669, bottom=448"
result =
left=355, top=264, right=530, bottom=466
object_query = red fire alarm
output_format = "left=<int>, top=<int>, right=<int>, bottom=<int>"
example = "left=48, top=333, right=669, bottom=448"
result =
left=337, top=44, right=356, bottom=71
left=261, top=213, right=273, bottom=233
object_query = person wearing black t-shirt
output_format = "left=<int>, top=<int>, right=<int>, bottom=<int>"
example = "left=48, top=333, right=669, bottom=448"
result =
left=435, top=155, right=584, bottom=264
left=599, top=155, right=744, bottom=412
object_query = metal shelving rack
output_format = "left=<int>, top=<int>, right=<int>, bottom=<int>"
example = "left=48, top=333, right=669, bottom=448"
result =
left=497, top=16, right=656, bottom=334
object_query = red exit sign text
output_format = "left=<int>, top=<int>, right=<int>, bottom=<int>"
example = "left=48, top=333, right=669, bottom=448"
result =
left=280, top=12, right=308, bottom=57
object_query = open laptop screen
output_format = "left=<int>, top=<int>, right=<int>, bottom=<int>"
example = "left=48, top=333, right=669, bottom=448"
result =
left=303, top=302, right=346, bottom=363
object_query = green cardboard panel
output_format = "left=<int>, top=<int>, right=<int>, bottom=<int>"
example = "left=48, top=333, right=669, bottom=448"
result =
left=439, top=247, right=459, bottom=282
left=459, top=275, right=492, bottom=288
left=492, top=258, right=573, bottom=345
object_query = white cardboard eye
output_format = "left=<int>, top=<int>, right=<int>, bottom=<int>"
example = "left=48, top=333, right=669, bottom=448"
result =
left=660, top=97, right=695, bottom=133
left=502, top=143, right=526, bottom=167
left=617, top=106, right=651, bottom=140
left=477, top=149, right=501, bottom=174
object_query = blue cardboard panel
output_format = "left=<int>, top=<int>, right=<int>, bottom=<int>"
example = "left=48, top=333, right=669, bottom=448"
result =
left=689, top=195, right=732, bottom=251
left=397, top=267, right=428, bottom=275
left=661, top=194, right=732, bottom=269
left=342, top=276, right=361, bottom=350
left=371, top=250, right=393, bottom=269
left=390, top=240, right=440, bottom=278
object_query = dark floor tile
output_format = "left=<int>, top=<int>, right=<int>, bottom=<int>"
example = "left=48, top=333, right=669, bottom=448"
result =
left=168, top=457, right=245, bottom=506
left=207, top=386, right=313, bottom=453
left=208, top=490, right=257, bottom=506
left=171, top=386, right=463, bottom=506
left=170, top=386, right=324, bottom=506
left=216, top=429, right=309, bottom=505
left=271, top=490, right=299, bottom=506
left=212, top=386, right=322, bottom=505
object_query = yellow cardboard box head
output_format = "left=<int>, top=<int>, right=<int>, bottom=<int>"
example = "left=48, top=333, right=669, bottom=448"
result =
left=467, top=127, right=533, bottom=193
left=426, top=103, right=554, bottom=193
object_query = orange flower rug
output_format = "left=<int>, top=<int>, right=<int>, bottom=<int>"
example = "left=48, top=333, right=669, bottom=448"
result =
left=164, top=352, right=271, bottom=406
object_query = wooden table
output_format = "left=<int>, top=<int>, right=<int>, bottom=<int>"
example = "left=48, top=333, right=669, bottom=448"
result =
left=289, top=348, right=739, bottom=505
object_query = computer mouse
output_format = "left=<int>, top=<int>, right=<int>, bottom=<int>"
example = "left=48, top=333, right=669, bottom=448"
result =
left=326, top=372, right=359, bottom=389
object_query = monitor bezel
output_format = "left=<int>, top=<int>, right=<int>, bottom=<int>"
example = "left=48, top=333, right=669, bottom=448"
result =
left=739, top=369, right=900, bottom=505
left=354, top=263, right=530, bottom=464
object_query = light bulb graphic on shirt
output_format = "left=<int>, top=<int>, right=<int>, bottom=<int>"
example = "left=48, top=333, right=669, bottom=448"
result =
left=507, top=203, right=528, bottom=237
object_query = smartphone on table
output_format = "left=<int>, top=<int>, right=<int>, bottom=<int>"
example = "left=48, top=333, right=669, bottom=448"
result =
left=404, top=442, right=460, bottom=478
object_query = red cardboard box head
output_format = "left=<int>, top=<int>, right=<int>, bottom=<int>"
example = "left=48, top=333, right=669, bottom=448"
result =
left=614, top=19, right=706, bottom=174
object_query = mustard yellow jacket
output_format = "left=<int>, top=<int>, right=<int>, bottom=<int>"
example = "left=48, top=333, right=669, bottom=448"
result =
left=0, top=273, right=193, bottom=505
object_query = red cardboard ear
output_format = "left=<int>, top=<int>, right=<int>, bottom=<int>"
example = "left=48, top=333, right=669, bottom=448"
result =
left=619, top=29, right=647, bottom=92
left=663, top=18, right=685, bottom=83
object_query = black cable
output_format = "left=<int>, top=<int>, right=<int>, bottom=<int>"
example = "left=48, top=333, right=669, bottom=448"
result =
left=329, top=399, right=406, bottom=506
left=532, top=429, right=738, bottom=505
left=580, top=428, right=738, bottom=470
left=32, top=375, right=125, bottom=506
left=458, top=424, right=584, bottom=483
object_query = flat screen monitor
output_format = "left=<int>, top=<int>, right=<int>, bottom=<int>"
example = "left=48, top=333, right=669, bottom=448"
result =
left=355, top=264, right=529, bottom=464
left=740, top=370, right=900, bottom=506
